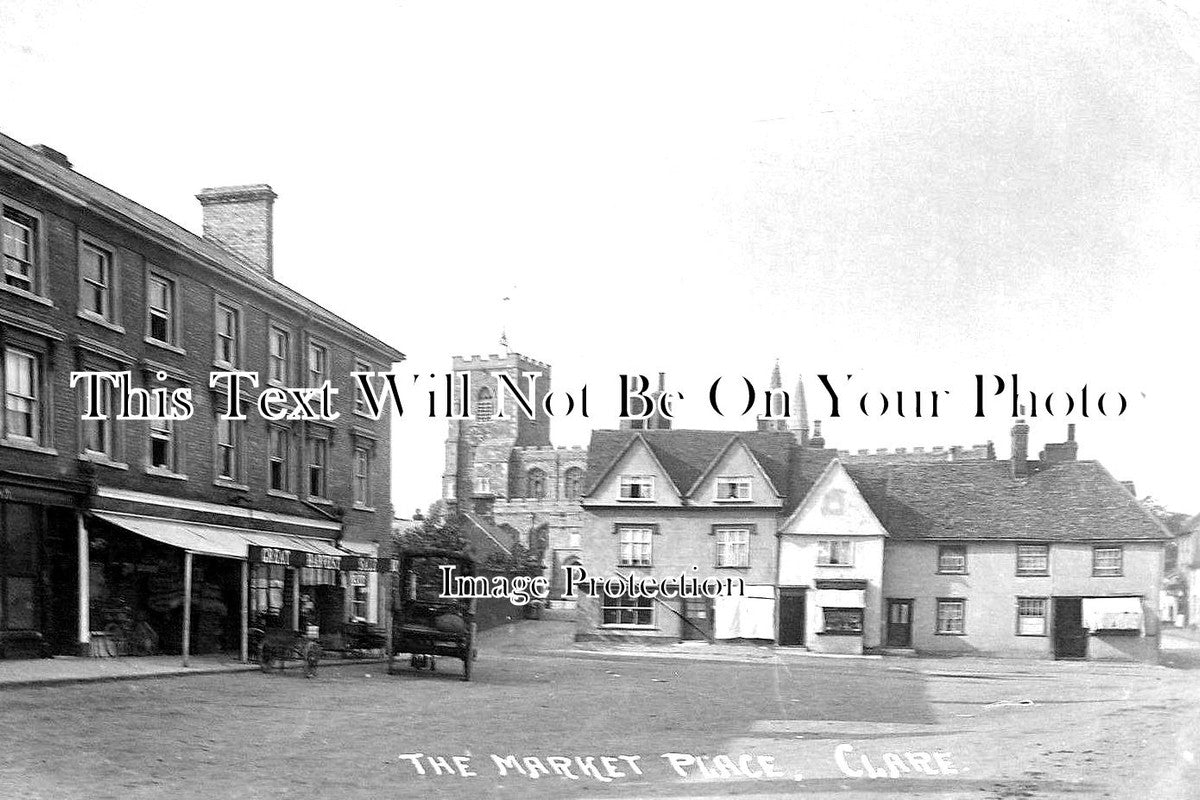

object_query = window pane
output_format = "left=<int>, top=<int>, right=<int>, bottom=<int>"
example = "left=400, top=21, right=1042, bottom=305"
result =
left=2, top=211, right=35, bottom=290
left=151, top=436, right=170, bottom=468
left=1017, top=546, right=1048, bottom=574
left=4, top=349, right=39, bottom=441
left=601, top=591, right=652, bottom=626
left=938, top=546, right=966, bottom=573
left=823, top=608, right=863, bottom=633
left=937, top=601, right=965, bottom=633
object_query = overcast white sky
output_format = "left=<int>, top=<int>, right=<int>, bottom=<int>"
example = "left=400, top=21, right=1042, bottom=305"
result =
left=2, top=0, right=1198, bottom=515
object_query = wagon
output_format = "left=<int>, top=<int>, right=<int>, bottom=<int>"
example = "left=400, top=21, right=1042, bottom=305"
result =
left=387, top=549, right=478, bottom=681
left=252, top=626, right=322, bottom=678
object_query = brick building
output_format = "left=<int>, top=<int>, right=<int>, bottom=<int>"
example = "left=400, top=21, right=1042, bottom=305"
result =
left=0, top=132, right=402, bottom=661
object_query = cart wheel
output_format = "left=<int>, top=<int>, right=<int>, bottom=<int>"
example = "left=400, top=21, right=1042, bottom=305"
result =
left=259, top=644, right=273, bottom=673
left=462, top=652, right=471, bottom=682
left=304, top=642, right=321, bottom=678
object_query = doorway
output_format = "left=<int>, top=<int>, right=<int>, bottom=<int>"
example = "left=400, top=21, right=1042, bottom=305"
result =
left=681, top=597, right=711, bottom=640
left=778, top=588, right=806, bottom=646
left=886, top=599, right=913, bottom=648
left=1053, top=597, right=1087, bottom=659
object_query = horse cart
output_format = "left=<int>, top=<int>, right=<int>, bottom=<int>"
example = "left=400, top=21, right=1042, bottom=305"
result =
left=252, top=626, right=322, bottom=678
left=387, top=549, right=478, bottom=681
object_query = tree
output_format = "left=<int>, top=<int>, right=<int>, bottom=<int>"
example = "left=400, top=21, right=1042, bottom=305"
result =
left=1142, top=496, right=1193, bottom=623
left=393, top=500, right=468, bottom=554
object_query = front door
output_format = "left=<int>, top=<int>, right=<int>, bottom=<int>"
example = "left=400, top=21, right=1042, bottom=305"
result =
left=681, top=597, right=711, bottom=640
left=886, top=599, right=913, bottom=647
left=1053, top=597, right=1087, bottom=659
left=778, top=588, right=805, bottom=646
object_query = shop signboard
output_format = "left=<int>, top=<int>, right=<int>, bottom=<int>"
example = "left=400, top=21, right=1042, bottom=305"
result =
left=248, top=546, right=399, bottom=573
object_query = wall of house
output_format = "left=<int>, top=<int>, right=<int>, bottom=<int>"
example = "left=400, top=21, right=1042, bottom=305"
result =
left=776, top=462, right=886, bottom=651
left=0, top=163, right=400, bottom=644
left=779, top=537, right=884, bottom=651
left=883, top=540, right=1164, bottom=660
left=575, top=505, right=779, bottom=640
left=0, top=169, right=396, bottom=546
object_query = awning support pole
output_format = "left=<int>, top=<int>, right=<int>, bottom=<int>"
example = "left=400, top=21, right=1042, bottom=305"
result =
left=182, top=551, right=194, bottom=667
left=240, top=560, right=249, bottom=663
left=76, top=511, right=90, bottom=654
left=384, top=571, right=394, bottom=658
left=292, top=568, right=301, bottom=631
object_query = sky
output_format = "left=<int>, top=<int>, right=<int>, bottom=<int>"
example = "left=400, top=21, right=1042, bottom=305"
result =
left=1, top=0, right=1198, bottom=515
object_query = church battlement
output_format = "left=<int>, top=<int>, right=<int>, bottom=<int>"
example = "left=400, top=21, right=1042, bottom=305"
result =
left=838, top=443, right=995, bottom=462
left=512, top=444, right=587, bottom=453
left=453, top=352, right=551, bottom=370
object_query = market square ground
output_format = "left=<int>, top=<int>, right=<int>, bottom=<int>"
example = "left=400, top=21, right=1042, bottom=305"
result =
left=1, top=622, right=1197, bottom=800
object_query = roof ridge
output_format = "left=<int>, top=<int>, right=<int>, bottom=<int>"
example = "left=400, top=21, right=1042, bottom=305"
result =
left=0, top=131, right=404, bottom=361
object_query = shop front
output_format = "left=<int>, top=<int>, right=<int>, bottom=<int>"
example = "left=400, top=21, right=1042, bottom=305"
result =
left=0, top=471, right=90, bottom=659
left=83, top=510, right=396, bottom=665
left=248, top=545, right=396, bottom=653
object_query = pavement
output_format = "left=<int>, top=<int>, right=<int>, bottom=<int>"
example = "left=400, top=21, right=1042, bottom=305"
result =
left=0, top=651, right=386, bottom=689
left=2, top=621, right=1195, bottom=689
left=1, top=620, right=1197, bottom=799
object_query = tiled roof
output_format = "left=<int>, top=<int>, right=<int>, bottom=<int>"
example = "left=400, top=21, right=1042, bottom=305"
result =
left=460, top=513, right=513, bottom=558
left=582, top=429, right=797, bottom=499
left=845, top=460, right=1170, bottom=542
left=0, top=131, right=402, bottom=361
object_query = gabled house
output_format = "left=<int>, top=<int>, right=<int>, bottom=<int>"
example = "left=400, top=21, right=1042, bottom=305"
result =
left=850, top=448, right=1169, bottom=661
left=576, top=429, right=799, bottom=641
left=777, top=459, right=888, bottom=655
left=575, top=417, right=1171, bottom=662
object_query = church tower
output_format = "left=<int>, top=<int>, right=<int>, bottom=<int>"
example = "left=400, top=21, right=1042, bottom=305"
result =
left=442, top=352, right=552, bottom=514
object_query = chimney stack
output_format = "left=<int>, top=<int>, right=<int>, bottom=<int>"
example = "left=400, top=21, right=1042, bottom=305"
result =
left=1011, top=411, right=1030, bottom=478
left=809, top=419, right=825, bottom=448
left=196, top=184, right=277, bottom=275
left=32, top=144, right=72, bottom=170
left=1039, top=423, right=1079, bottom=466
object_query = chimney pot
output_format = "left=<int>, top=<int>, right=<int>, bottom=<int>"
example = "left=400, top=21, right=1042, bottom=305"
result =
left=196, top=184, right=277, bottom=275
left=1067, top=423, right=1076, bottom=442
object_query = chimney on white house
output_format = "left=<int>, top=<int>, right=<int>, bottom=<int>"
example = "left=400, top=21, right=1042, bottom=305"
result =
left=1010, top=411, right=1030, bottom=478
left=196, top=184, right=277, bottom=275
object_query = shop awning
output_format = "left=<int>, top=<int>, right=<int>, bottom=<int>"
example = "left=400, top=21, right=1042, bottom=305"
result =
left=90, top=511, right=385, bottom=569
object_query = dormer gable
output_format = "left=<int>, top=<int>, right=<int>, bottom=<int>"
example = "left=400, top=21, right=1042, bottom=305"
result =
left=688, top=436, right=783, bottom=507
left=779, top=458, right=887, bottom=538
left=581, top=434, right=683, bottom=506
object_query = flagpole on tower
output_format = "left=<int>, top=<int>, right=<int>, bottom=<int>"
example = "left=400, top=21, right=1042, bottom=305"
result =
left=500, top=288, right=514, bottom=354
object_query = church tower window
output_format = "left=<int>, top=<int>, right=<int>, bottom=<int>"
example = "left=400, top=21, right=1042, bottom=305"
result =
left=527, top=467, right=547, bottom=499
left=563, top=467, right=584, bottom=499
left=476, top=387, right=495, bottom=419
